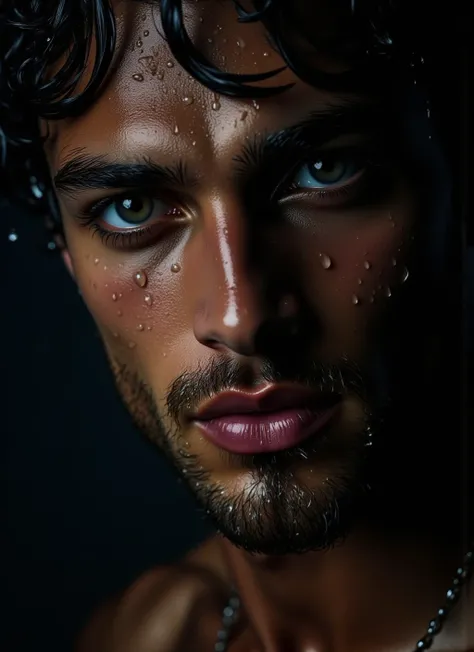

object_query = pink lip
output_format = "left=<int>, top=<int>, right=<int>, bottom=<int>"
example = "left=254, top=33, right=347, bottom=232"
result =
left=192, top=385, right=340, bottom=454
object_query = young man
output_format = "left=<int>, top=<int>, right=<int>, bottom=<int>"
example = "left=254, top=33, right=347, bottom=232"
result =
left=1, top=1, right=472, bottom=650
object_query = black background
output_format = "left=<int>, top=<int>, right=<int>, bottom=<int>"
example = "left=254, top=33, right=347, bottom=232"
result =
left=3, top=199, right=211, bottom=652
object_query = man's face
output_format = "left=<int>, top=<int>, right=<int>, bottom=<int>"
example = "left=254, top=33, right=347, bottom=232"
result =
left=44, top=1, right=440, bottom=554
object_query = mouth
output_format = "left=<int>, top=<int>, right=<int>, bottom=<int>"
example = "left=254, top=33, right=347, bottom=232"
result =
left=191, top=384, right=341, bottom=454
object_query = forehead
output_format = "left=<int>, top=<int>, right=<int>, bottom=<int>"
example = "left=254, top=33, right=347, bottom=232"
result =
left=46, top=0, right=361, bottom=171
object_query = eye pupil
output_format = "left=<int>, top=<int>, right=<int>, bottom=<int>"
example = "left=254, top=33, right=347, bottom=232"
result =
left=122, top=197, right=143, bottom=213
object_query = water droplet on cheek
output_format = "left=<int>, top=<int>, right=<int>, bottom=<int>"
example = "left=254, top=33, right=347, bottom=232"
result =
left=132, top=73, right=144, bottom=82
left=166, top=60, right=174, bottom=68
left=134, top=270, right=148, bottom=288
left=112, top=293, right=118, bottom=301
left=143, top=30, right=149, bottom=37
left=117, top=309, right=123, bottom=316
left=385, top=287, right=392, bottom=298
left=363, top=260, right=372, bottom=270
left=401, top=267, right=409, bottom=283
left=352, top=294, right=360, bottom=305
left=319, top=253, right=332, bottom=270
left=144, top=293, right=153, bottom=307
left=183, top=96, right=194, bottom=105
left=137, top=324, right=145, bottom=331
left=211, top=101, right=221, bottom=110
left=94, top=258, right=100, bottom=265
left=128, top=341, right=136, bottom=349
left=171, top=263, right=181, bottom=273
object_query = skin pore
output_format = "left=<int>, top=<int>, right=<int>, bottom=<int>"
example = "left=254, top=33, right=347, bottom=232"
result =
left=41, top=1, right=471, bottom=651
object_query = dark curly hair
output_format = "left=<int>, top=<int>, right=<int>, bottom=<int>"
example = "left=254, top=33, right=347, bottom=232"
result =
left=0, top=0, right=468, bottom=229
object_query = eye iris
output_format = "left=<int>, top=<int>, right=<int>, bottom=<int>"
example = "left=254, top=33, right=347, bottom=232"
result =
left=117, top=196, right=153, bottom=223
left=310, top=159, right=346, bottom=184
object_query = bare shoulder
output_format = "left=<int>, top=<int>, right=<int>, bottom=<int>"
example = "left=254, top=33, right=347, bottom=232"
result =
left=75, top=537, right=233, bottom=652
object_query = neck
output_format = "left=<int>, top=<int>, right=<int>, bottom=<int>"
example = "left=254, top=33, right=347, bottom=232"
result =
left=220, top=526, right=473, bottom=652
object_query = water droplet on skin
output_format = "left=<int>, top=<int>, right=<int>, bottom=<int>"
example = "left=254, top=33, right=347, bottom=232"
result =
left=162, top=352, right=167, bottom=357
left=128, top=341, right=136, bottom=349
left=94, top=258, right=99, bottom=265
left=212, top=100, right=221, bottom=110
left=237, top=38, right=245, bottom=48
left=112, top=332, right=119, bottom=338
left=157, top=71, right=164, bottom=80
left=134, top=270, right=148, bottom=288
left=112, top=293, right=118, bottom=301
left=117, top=309, right=123, bottom=316
left=171, top=263, right=181, bottom=273
left=183, top=96, right=194, bottom=105
left=401, top=267, right=409, bottom=283
left=103, top=265, right=108, bottom=271
left=8, top=229, right=18, bottom=242
left=240, top=110, right=248, bottom=121
left=166, top=60, right=174, bottom=68
left=132, top=73, right=144, bottom=82
left=319, top=253, right=332, bottom=269
left=392, top=258, right=397, bottom=266
left=173, top=125, right=179, bottom=134
left=252, top=100, right=260, bottom=110
left=385, top=287, right=392, bottom=297
left=352, top=294, right=360, bottom=305
left=137, top=324, right=145, bottom=331
left=144, top=293, right=153, bottom=307
left=136, top=39, right=143, bottom=48
left=263, top=51, right=269, bottom=57
left=363, top=260, right=371, bottom=270
left=143, top=30, right=149, bottom=37
left=357, top=278, right=363, bottom=285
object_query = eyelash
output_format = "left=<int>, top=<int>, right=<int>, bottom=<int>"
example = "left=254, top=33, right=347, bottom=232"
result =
left=77, top=152, right=387, bottom=249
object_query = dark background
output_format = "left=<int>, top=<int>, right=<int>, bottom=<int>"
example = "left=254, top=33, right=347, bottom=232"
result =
left=3, top=198, right=211, bottom=652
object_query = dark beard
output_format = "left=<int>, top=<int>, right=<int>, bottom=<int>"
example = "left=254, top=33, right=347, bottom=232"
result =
left=107, top=353, right=388, bottom=555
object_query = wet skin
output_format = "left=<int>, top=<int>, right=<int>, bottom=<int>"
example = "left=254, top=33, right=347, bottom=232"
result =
left=42, top=2, right=472, bottom=651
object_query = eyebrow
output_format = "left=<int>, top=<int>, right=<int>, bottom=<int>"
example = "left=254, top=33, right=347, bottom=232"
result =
left=54, top=154, right=194, bottom=197
left=53, top=100, right=381, bottom=198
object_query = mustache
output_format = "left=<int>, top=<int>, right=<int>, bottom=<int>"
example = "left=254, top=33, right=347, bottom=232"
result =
left=165, top=356, right=367, bottom=426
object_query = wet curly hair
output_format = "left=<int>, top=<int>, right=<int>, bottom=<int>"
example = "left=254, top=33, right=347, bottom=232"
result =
left=0, top=0, right=466, bottom=226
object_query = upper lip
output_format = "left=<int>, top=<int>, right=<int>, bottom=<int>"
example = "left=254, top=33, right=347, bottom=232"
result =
left=193, top=384, right=340, bottom=421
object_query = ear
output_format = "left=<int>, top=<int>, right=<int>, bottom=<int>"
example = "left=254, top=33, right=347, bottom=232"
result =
left=61, top=247, right=75, bottom=279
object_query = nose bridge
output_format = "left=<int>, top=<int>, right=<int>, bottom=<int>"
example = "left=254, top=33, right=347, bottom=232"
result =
left=192, top=194, right=268, bottom=354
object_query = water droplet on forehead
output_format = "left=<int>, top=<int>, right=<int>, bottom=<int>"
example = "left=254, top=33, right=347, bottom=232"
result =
left=144, top=293, right=153, bottom=306
left=8, top=229, right=18, bottom=242
left=319, top=253, right=332, bottom=269
left=166, top=60, right=174, bottom=68
left=134, top=270, right=148, bottom=288
left=171, top=263, right=181, bottom=273
left=132, top=73, right=144, bottom=82
left=183, top=96, right=194, bottom=105
left=352, top=295, right=360, bottom=305
left=363, top=260, right=371, bottom=270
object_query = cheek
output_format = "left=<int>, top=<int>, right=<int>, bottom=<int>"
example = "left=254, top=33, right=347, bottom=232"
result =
left=296, top=206, right=413, bottom=348
left=67, top=233, right=185, bottom=377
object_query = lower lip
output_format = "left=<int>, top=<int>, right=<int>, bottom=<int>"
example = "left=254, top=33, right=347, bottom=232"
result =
left=194, top=406, right=338, bottom=454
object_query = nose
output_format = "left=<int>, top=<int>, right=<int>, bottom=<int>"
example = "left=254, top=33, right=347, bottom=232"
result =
left=191, top=197, right=294, bottom=357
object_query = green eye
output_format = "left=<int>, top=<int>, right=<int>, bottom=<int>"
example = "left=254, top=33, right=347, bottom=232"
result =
left=112, top=196, right=155, bottom=225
